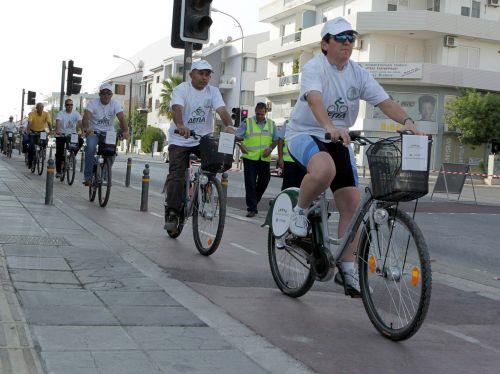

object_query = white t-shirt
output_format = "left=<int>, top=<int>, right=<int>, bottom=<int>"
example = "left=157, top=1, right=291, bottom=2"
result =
left=85, top=99, right=123, bottom=133
left=168, top=82, right=225, bottom=147
left=4, top=121, right=16, bottom=132
left=286, top=53, right=389, bottom=142
left=56, top=110, right=82, bottom=134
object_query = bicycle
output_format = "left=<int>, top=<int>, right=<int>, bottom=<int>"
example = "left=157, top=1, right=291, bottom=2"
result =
left=5, top=132, right=14, bottom=158
left=88, top=131, right=120, bottom=207
left=59, top=133, right=81, bottom=185
left=29, top=131, right=48, bottom=175
left=165, top=130, right=232, bottom=256
left=264, top=132, right=432, bottom=341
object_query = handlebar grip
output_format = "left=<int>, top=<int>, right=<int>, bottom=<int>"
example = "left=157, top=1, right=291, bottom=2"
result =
left=174, top=129, right=196, bottom=136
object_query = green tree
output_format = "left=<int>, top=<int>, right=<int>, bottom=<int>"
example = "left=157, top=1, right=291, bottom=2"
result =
left=158, top=75, right=183, bottom=120
left=125, top=106, right=147, bottom=139
left=141, top=126, right=166, bottom=153
left=445, top=89, right=500, bottom=146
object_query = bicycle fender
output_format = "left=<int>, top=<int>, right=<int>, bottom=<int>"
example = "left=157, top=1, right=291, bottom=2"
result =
left=262, top=187, right=300, bottom=238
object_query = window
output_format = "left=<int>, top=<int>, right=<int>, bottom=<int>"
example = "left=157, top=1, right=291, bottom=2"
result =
left=155, top=99, right=160, bottom=109
left=114, top=84, right=126, bottom=95
left=461, top=6, right=470, bottom=16
left=240, top=91, right=254, bottom=106
left=156, top=76, right=160, bottom=83
left=458, top=46, right=480, bottom=69
left=243, top=57, right=256, bottom=72
left=461, top=1, right=480, bottom=18
left=388, top=0, right=408, bottom=11
left=471, top=1, right=480, bottom=18
left=290, top=99, right=297, bottom=107
left=147, top=83, right=152, bottom=94
left=427, top=0, right=440, bottom=11
left=148, top=97, right=153, bottom=110
left=165, top=64, right=173, bottom=78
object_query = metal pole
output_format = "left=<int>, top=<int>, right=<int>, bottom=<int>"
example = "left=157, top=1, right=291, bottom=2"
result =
left=125, top=157, right=132, bottom=187
left=79, top=96, right=83, bottom=114
left=45, top=158, right=55, bottom=205
left=140, top=164, right=150, bottom=211
left=182, top=42, right=193, bottom=82
left=20, top=89, right=25, bottom=132
left=60, top=61, right=66, bottom=111
left=128, top=78, right=133, bottom=154
left=80, top=149, right=84, bottom=172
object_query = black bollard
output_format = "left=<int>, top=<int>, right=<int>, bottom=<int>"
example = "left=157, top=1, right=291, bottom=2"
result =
left=125, top=157, right=132, bottom=187
left=140, top=164, right=150, bottom=212
left=45, top=158, right=55, bottom=205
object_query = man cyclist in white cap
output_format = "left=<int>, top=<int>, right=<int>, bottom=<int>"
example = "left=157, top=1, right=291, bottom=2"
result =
left=82, top=82, right=129, bottom=186
left=164, top=60, right=234, bottom=233
left=2, top=116, right=17, bottom=154
left=286, top=17, right=418, bottom=296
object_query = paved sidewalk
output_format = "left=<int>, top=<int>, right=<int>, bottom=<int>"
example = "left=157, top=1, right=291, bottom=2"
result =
left=0, top=158, right=312, bottom=373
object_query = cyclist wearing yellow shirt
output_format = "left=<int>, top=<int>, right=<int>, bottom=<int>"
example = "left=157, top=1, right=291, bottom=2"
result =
left=27, top=103, right=52, bottom=168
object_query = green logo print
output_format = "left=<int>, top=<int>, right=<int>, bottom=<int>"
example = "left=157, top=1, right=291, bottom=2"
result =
left=327, top=98, right=348, bottom=119
left=188, top=107, right=207, bottom=124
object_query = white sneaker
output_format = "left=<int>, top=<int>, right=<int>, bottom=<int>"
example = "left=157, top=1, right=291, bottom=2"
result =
left=335, top=267, right=361, bottom=297
left=289, top=210, right=309, bottom=237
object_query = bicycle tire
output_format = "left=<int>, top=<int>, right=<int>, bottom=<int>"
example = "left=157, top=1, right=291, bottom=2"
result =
left=166, top=217, right=184, bottom=238
left=192, top=176, right=226, bottom=256
left=7, top=142, right=12, bottom=158
left=30, top=150, right=37, bottom=173
left=67, top=152, right=76, bottom=185
left=60, top=156, right=66, bottom=182
left=268, top=229, right=315, bottom=298
left=358, top=207, right=431, bottom=341
left=98, top=158, right=112, bottom=207
left=89, top=165, right=97, bottom=202
left=37, top=148, right=45, bottom=175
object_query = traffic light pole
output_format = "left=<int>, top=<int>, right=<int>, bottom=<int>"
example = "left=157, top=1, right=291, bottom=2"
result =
left=182, top=42, right=193, bottom=82
left=20, top=89, right=25, bottom=130
left=60, top=61, right=66, bottom=111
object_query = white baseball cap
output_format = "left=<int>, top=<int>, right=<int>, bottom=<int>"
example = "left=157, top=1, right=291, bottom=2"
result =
left=321, top=17, right=358, bottom=38
left=99, top=83, right=113, bottom=92
left=191, top=60, right=213, bottom=72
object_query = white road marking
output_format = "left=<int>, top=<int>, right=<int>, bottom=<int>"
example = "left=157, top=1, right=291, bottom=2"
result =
left=150, top=212, right=162, bottom=218
left=231, top=242, right=259, bottom=255
left=436, top=328, right=500, bottom=354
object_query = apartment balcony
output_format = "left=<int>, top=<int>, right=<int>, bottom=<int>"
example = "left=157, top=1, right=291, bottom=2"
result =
left=257, top=23, right=322, bottom=59
left=255, top=73, right=301, bottom=97
left=219, top=75, right=236, bottom=90
left=259, top=0, right=328, bottom=23
left=357, top=11, right=500, bottom=42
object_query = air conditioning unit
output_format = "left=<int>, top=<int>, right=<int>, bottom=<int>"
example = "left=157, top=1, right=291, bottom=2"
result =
left=487, top=0, right=499, bottom=7
left=353, top=38, right=364, bottom=50
left=444, top=35, right=456, bottom=48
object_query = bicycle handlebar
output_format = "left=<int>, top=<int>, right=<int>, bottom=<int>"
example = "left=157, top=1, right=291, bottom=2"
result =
left=174, top=129, right=196, bottom=137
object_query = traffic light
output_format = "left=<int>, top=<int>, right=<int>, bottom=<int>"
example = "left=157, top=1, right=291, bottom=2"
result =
left=66, top=60, right=82, bottom=95
left=171, top=0, right=203, bottom=50
left=231, top=107, right=241, bottom=127
left=27, top=91, right=36, bottom=105
left=241, top=109, right=248, bottom=121
left=180, top=0, right=213, bottom=44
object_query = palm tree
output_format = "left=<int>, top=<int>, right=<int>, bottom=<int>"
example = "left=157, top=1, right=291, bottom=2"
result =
left=158, top=75, right=183, bottom=120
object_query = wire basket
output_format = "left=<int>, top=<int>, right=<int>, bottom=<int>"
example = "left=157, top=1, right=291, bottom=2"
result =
left=65, top=135, right=81, bottom=151
left=97, top=134, right=117, bottom=157
left=366, top=137, right=431, bottom=202
left=199, top=133, right=233, bottom=173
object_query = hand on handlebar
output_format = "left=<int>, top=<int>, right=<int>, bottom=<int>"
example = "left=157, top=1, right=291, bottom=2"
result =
left=121, top=129, right=130, bottom=140
left=325, top=125, right=350, bottom=145
left=175, top=125, right=191, bottom=139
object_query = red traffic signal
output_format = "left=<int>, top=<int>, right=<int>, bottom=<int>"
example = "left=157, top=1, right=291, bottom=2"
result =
left=241, top=109, right=248, bottom=120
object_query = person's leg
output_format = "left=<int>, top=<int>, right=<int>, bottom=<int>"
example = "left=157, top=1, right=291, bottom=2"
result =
left=28, top=134, right=36, bottom=166
left=84, top=134, right=98, bottom=182
left=334, top=187, right=361, bottom=262
left=55, top=137, right=65, bottom=173
left=255, top=160, right=271, bottom=205
left=166, top=145, right=192, bottom=214
left=242, top=158, right=258, bottom=213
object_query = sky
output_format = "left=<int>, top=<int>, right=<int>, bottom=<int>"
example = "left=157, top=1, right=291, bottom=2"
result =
left=0, top=0, right=271, bottom=121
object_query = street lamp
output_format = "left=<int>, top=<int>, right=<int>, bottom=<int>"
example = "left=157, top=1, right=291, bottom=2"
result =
left=112, top=54, right=143, bottom=153
left=211, top=8, right=244, bottom=117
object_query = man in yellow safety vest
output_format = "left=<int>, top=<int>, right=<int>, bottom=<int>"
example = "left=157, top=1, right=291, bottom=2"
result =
left=236, top=102, right=279, bottom=217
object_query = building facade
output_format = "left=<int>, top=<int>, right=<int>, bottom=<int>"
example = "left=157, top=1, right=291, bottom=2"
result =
left=256, top=0, right=500, bottom=169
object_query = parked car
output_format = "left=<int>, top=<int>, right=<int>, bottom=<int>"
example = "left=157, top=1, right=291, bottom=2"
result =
left=162, top=144, right=169, bottom=163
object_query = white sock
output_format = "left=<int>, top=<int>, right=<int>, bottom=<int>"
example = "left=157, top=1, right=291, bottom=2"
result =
left=293, top=205, right=308, bottom=216
left=340, top=261, right=355, bottom=273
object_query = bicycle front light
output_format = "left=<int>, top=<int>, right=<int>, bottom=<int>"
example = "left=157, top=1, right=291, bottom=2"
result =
left=373, top=208, right=389, bottom=225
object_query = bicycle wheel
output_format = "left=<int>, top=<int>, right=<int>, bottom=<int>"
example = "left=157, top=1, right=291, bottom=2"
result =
left=166, top=215, right=185, bottom=238
left=192, top=176, right=226, bottom=256
left=67, top=152, right=76, bottom=185
left=268, top=230, right=315, bottom=298
left=30, top=150, right=37, bottom=173
left=37, top=148, right=45, bottom=175
left=89, top=165, right=97, bottom=202
left=60, top=155, right=66, bottom=182
left=7, top=142, right=12, bottom=158
left=358, top=207, right=431, bottom=341
left=98, top=158, right=112, bottom=207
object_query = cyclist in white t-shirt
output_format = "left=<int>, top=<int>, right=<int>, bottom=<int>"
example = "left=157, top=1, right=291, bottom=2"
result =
left=55, top=98, right=83, bottom=178
left=286, top=17, right=418, bottom=296
left=82, top=83, right=129, bottom=186
left=2, top=116, right=17, bottom=154
left=164, top=60, right=234, bottom=232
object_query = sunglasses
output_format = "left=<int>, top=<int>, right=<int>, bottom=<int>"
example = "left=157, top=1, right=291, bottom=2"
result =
left=65, top=104, right=73, bottom=107
left=99, top=91, right=112, bottom=96
left=333, top=33, right=357, bottom=43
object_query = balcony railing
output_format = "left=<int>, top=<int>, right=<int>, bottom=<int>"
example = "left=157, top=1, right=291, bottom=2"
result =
left=281, top=31, right=302, bottom=45
left=279, top=73, right=300, bottom=87
left=219, top=75, right=236, bottom=89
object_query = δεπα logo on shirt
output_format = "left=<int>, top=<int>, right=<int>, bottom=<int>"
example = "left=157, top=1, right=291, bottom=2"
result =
left=188, top=107, right=206, bottom=124
left=327, top=98, right=348, bottom=120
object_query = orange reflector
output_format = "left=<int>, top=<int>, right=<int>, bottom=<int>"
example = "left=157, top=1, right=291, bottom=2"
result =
left=411, top=267, right=420, bottom=287
left=369, top=256, right=376, bottom=273
left=207, top=238, right=213, bottom=246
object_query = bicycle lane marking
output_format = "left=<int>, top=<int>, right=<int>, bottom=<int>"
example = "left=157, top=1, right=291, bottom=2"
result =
left=230, top=242, right=259, bottom=256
